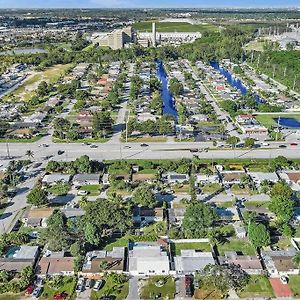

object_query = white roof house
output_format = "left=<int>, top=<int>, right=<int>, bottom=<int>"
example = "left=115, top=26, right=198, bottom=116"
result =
left=174, top=250, right=215, bottom=275
left=42, top=173, right=71, bottom=185
left=73, top=173, right=100, bottom=186
left=129, top=243, right=170, bottom=276
left=196, top=174, right=220, bottom=184
left=248, top=172, right=278, bottom=186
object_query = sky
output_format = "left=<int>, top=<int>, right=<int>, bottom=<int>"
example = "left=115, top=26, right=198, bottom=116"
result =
left=0, top=0, right=299, bottom=9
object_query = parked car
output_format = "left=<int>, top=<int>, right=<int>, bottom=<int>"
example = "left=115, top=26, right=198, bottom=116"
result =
left=185, top=274, right=193, bottom=297
left=280, top=275, right=288, bottom=284
left=278, top=144, right=287, bottom=148
left=75, top=278, right=85, bottom=293
left=77, top=190, right=89, bottom=196
left=57, top=150, right=65, bottom=155
left=290, top=143, right=298, bottom=146
left=32, top=287, right=43, bottom=298
left=85, top=278, right=91, bottom=289
left=25, top=284, right=35, bottom=295
left=53, top=292, right=68, bottom=300
left=90, top=145, right=98, bottom=148
left=140, top=143, right=149, bottom=147
left=93, top=280, right=103, bottom=291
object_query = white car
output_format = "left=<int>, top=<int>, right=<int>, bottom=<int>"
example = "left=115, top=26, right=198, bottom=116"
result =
left=93, top=280, right=103, bottom=291
left=77, top=190, right=89, bottom=196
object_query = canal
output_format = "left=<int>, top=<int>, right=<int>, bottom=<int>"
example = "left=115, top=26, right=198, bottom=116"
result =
left=0, top=48, right=48, bottom=55
left=156, top=60, right=178, bottom=118
left=210, top=61, right=264, bottom=103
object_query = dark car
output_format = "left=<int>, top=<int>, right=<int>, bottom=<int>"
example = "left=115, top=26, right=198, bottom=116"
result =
left=185, top=275, right=194, bottom=297
left=278, top=144, right=287, bottom=148
left=140, top=143, right=149, bottom=147
left=290, top=143, right=298, bottom=146
left=57, top=150, right=65, bottom=155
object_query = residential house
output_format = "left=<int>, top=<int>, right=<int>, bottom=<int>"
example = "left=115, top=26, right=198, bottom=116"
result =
left=168, top=208, right=186, bottom=225
left=6, top=128, right=33, bottom=139
left=128, top=242, right=170, bottom=276
left=196, top=174, right=220, bottom=184
left=278, top=170, right=300, bottom=191
left=216, top=207, right=240, bottom=221
left=0, top=246, right=39, bottom=273
left=174, top=250, right=215, bottom=275
left=73, top=174, right=101, bottom=186
left=233, top=221, right=247, bottom=238
left=248, top=172, right=279, bottom=187
left=81, top=247, right=125, bottom=277
left=219, top=251, right=263, bottom=275
left=162, top=173, right=189, bottom=184
left=261, top=248, right=299, bottom=276
left=42, top=173, right=71, bottom=186
left=37, top=252, right=75, bottom=277
left=133, top=207, right=164, bottom=225
left=220, top=171, right=246, bottom=186
left=22, top=208, right=54, bottom=228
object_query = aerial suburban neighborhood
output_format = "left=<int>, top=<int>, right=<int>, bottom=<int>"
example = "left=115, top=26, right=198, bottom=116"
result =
left=0, top=3, right=300, bottom=300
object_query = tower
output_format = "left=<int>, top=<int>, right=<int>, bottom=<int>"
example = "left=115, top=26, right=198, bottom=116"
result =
left=152, top=22, right=156, bottom=47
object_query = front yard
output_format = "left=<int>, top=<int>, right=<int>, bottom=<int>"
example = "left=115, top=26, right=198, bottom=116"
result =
left=288, top=275, right=300, bottom=297
left=237, top=275, right=274, bottom=298
left=140, top=276, right=175, bottom=300
left=41, top=276, right=77, bottom=299
left=90, top=274, right=129, bottom=300
left=201, top=183, right=222, bottom=194
left=79, top=184, right=102, bottom=196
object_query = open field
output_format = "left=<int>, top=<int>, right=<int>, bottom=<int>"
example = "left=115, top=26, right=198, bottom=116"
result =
left=237, top=275, right=274, bottom=298
left=244, top=40, right=266, bottom=52
left=6, top=64, right=71, bottom=101
left=133, top=21, right=219, bottom=33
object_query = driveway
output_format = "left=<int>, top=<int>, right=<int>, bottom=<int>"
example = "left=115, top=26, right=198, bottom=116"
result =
left=269, top=278, right=293, bottom=298
left=175, top=277, right=187, bottom=300
left=127, top=277, right=140, bottom=300
left=76, top=288, right=91, bottom=300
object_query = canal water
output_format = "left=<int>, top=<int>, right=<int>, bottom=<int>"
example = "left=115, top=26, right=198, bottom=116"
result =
left=0, top=48, right=48, bottom=55
left=210, top=61, right=264, bottom=103
left=156, top=60, right=178, bottom=118
left=274, top=117, right=300, bottom=129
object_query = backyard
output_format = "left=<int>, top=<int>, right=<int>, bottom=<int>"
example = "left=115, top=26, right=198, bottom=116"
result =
left=217, top=239, right=256, bottom=256
left=170, top=242, right=211, bottom=256
left=237, top=275, right=274, bottom=298
left=255, top=114, right=300, bottom=129
left=140, top=276, right=175, bottom=300
left=288, top=275, right=300, bottom=297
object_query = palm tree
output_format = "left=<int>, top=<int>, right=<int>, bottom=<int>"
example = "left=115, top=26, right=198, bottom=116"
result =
left=293, top=252, right=300, bottom=268
left=25, top=150, right=34, bottom=160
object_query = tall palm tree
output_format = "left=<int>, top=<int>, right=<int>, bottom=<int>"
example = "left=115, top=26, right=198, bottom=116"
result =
left=25, top=150, right=34, bottom=160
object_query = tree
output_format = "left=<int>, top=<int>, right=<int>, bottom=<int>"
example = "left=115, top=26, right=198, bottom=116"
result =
left=269, top=182, right=294, bottom=225
left=85, top=223, right=101, bottom=246
left=70, top=242, right=84, bottom=257
left=183, top=202, right=218, bottom=238
left=169, top=78, right=184, bottom=96
left=248, top=222, right=270, bottom=248
left=226, top=136, right=240, bottom=148
left=37, top=81, right=48, bottom=97
left=293, top=252, right=300, bottom=268
left=27, top=186, right=48, bottom=207
left=132, top=184, right=156, bottom=208
left=244, top=138, right=255, bottom=148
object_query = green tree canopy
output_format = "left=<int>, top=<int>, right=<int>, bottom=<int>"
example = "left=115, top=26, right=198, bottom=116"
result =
left=132, top=184, right=156, bottom=208
left=27, top=186, right=48, bottom=207
left=248, top=222, right=271, bottom=248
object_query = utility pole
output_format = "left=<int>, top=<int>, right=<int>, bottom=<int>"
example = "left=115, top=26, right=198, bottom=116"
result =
left=276, top=116, right=281, bottom=141
left=125, top=111, right=130, bottom=143
left=272, top=65, right=276, bottom=78
left=6, top=138, right=10, bottom=159
left=293, top=75, right=297, bottom=90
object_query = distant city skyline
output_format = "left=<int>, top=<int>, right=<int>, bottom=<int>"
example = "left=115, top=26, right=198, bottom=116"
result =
left=0, top=0, right=299, bottom=9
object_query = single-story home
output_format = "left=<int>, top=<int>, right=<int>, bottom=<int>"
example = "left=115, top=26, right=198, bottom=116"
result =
left=22, top=208, right=55, bottom=228
left=162, top=173, right=189, bottom=184
left=196, top=174, right=220, bottom=184
left=128, top=242, right=170, bottom=276
left=219, top=251, right=263, bottom=275
left=168, top=208, right=186, bottom=225
left=73, top=173, right=101, bottom=186
left=233, top=221, right=247, bottom=238
left=278, top=170, right=300, bottom=191
left=37, top=252, right=75, bottom=277
left=261, top=248, right=299, bottom=276
left=174, top=250, right=215, bottom=275
left=42, top=173, right=71, bottom=186
left=248, top=172, right=279, bottom=186
left=220, top=171, right=246, bottom=185
left=0, top=246, right=39, bottom=273
left=81, top=247, right=125, bottom=277
left=133, top=207, right=164, bottom=225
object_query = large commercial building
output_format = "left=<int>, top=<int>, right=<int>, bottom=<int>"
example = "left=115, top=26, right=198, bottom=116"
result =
left=90, top=26, right=133, bottom=50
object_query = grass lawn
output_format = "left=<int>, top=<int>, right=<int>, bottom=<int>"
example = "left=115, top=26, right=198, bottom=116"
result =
left=0, top=135, right=43, bottom=143
left=244, top=201, right=270, bottom=208
left=104, top=236, right=130, bottom=251
left=230, top=185, right=252, bottom=195
left=133, top=21, right=219, bottom=33
left=172, top=200, right=190, bottom=208
left=237, top=275, right=274, bottom=298
left=7, top=64, right=71, bottom=101
left=52, top=137, right=109, bottom=143
left=216, top=201, right=234, bottom=208
left=273, top=238, right=292, bottom=250
left=41, top=276, right=77, bottom=300
left=171, top=242, right=211, bottom=256
left=294, top=226, right=300, bottom=238
left=173, top=184, right=190, bottom=194
left=121, top=136, right=167, bottom=143
left=217, top=239, right=256, bottom=256
left=140, top=276, right=175, bottom=300
left=244, top=40, right=266, bottom=52
left=201, top=183, right=222, bottom=194
left=288, top=275, right=300, bottom=297
left=80, top=184, right=102, bottom=196
left=194, top=287, right=223, bottom=300
left=255, top=114, right=300, bottom=129
left=0, top=294, right=24, bottom=300
left=90, top=275, right=129, bottom=300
